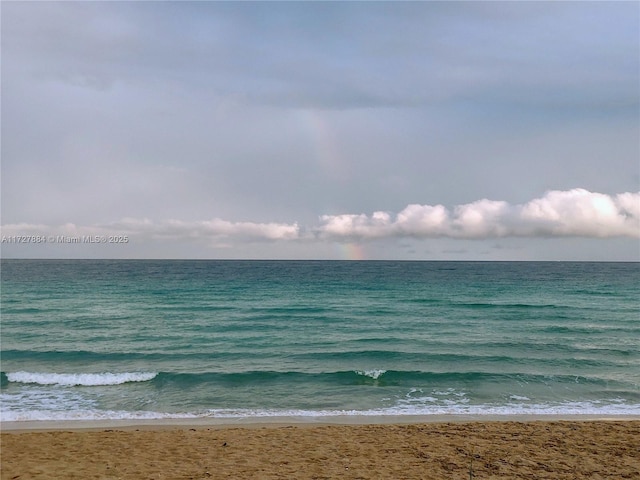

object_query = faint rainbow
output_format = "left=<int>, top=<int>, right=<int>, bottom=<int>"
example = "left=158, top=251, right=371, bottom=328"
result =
left=340, top=243, right=366, bottom=261
left=295, top=109, right=360, bottom=260
left=294, top=109, right=346, bottom=181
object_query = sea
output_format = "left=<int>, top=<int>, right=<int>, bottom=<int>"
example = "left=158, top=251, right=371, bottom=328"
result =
left=1, top=259, right=639, bottom=422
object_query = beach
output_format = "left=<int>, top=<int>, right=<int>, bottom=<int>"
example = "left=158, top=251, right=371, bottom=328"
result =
left=2, top=419, right=639, bottom=479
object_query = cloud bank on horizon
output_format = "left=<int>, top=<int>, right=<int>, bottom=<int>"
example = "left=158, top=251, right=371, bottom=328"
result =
left=1, top=2, right=638, bottom=260
left=318, top=189, right=640, bottom=240
left=3, top=189, right=638, bottom=244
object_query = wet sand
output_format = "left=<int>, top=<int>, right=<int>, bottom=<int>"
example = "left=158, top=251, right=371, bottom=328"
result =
left=2, top=419, right=639, bottom=479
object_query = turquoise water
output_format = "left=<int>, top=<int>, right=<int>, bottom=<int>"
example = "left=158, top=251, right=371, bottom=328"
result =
left=1, top=260, right=639, bottom=421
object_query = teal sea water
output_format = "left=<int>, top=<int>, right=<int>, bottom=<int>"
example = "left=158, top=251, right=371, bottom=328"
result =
left=1, top=259, right=639, bottom=421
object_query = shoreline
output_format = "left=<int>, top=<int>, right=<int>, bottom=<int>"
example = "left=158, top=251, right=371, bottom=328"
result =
left=3, top=413, right=640, bottom=432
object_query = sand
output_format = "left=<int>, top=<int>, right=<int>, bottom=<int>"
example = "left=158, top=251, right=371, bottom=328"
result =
left=2, top=420, right=639, bottom=479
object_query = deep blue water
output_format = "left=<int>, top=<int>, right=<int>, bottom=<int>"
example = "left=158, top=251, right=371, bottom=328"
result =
left=1, top=260, right=638, bottom=421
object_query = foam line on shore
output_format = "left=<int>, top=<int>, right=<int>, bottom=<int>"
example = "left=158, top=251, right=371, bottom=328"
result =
left=3, top=414, right=640, bottom=432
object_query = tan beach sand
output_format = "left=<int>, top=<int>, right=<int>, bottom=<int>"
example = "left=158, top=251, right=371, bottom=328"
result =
left=2, top=420, right=639, bottom=479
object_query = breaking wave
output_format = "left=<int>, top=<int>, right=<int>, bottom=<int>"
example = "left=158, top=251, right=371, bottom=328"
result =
left=4, top=371, right=158, bottom=386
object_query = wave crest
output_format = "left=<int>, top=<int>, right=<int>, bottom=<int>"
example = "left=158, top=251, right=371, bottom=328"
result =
left=5, top=371, right=158, bottom=386
left=355, top=369, right=386, bottom=380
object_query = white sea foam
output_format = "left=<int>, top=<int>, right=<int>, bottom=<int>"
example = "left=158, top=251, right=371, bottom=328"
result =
left=355, top=369, right=386, bottom=380
left=0, top=388, right=99, bottom=421
left=5, top=371, right=158, bottom=386
left=0, top=409, right=201, bottom=422
left=3, top=401, right=639, bottom=422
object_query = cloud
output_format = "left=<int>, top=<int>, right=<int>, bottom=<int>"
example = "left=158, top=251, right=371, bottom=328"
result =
left=0, top=218, right=300, bottom=245
left=519, top=190, right=639, bottom=237
left=316, top=189, right=640, bottom=240
left=451, top=200, right=512, bottom=238
left=2, top=190, right=638, bottom=249
left=4, top=2, right=636, bottom=112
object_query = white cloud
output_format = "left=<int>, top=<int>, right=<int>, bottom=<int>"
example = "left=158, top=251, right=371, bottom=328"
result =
left=317, top=189, right=640, bottom=240
left=317, top=211, right=393, bottom=239
left=615, top=192, right=640, bottom=221
left=1, top=218, right=300, bottom=243
left=451, top=199, right=511, bottom=238
left=519, top=189, right=638, bottom=237
left=396, top=204, right=449, bottom=237
left=114, top=218, right=301, bottom=242
left=2, top=190, right=638, bottom=249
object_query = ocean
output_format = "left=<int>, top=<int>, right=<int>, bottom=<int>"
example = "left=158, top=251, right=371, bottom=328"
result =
left=1, top=259, right=638, bottom=422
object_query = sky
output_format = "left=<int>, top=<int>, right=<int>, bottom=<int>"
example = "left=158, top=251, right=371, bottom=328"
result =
left=1, top=1, right=639, bottom=261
